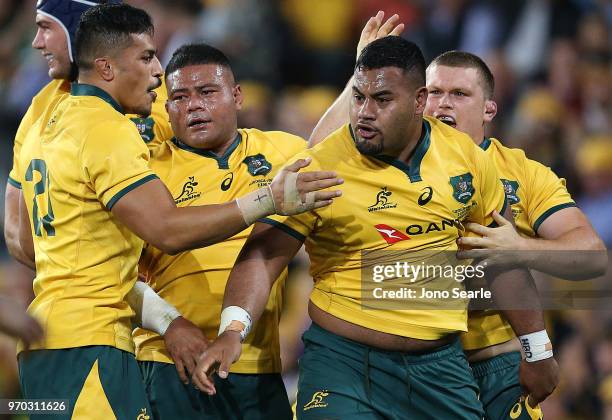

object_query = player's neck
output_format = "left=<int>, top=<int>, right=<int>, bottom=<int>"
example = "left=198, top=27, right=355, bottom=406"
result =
left=472, top=129, right=486, bottom=146
left=182, top=130, right=239, bottom=156
left=76, top=76, right=121, bottom=108
left=395, top=120, right=425, bottom=164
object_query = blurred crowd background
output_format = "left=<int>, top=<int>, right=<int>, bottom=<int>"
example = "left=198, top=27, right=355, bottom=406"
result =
left=0, top=0, right=610, bottom=418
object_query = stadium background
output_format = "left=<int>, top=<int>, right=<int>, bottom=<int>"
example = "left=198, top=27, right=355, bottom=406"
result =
left=0, top=0, right=609, bottom=418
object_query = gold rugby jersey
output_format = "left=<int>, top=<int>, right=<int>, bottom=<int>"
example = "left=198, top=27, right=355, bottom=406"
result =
left=134, top=128, right=306, bottom=373
left=14, top=83, right=158, bottom=354
left=8, top=79, right=70, bottom=189
left=462, top=137, right=576, bottom=350
left=9, top=79, right=170, bottom=190
left=260, top=117, right=506, bottom=340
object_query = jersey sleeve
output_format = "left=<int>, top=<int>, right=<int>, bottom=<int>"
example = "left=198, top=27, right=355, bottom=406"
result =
left=81, top=121, right=158, bottom=210
left=524, top=159, right=576, bottom=233
left=468, top=147, right=507, bottom=226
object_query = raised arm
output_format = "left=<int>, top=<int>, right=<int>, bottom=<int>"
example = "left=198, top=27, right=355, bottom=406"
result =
left=192, top=222, right=304, bottom=394
left=111, top=158, right=340, bottom=254
left=308, top=12, right=404, bottom=147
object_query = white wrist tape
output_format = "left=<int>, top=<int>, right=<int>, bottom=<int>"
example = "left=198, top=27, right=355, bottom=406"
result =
left=519, top=330, right=553, bottom=362
left=219, top=306, right=252, bottom=342
left=278, top=172, right=316, bottom=215
left=236, top=187, right=275, bottom=225
left=127, top=281, right=181, bottom=336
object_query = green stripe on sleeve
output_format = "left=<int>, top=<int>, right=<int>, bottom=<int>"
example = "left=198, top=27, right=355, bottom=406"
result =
left=533, top=202, right=577, bottom=233
left=259, top=217, right=306, bottom=242
left=106, top=174, right=158, bottom=210
left=7, top=176, right=21, bottom=189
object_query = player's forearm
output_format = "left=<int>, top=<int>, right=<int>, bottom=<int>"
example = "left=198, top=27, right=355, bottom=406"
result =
left=222, top=258, right=278, bottom=326
left=308, top=77, right=353, bottom=147
left=6, top=226, right=35, bottom=269
left=17, top=191, right=36, bottom=269
left=222, top=223, right=303, bottom=325
left=486, top=267, right=546, bottom=335
left=159, top=201, right=248, bottom=254
left=4, top=185, right=35, bottom=269
left=519, top=227, right=607, bottom=280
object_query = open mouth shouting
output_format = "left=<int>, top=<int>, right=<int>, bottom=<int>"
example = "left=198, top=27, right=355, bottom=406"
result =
left=356, top=123, right=379, bottom=140
left=435, top=114, right=456, bottom=128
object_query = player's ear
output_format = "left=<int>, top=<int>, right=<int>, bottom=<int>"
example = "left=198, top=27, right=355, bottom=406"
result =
left=94, top=57, right=114, bottom=81
left=484, top=99, right=497, bottom=123
left=233, top=84, right=243, bottom=111
left=414, top=86, right=428, bottom=115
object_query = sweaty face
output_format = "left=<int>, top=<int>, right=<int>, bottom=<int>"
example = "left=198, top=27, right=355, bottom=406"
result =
left=32, top=13, right=71, bottom=79
left=165, top=64, right=242, bottom=150
left=424, top=65, right=492, bottom=143
left=350, top=67, right=423, bottom=157
left=112, top=33, right=162, bottom=116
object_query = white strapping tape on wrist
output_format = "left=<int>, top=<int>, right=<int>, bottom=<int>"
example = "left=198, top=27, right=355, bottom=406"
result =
left=236, top=187, right=275, bottom=225
left=219, top=306, right=252, bottom=342
left=519, top=330, right=553, bottom=362
left=130, top=281, right=181, bottom=336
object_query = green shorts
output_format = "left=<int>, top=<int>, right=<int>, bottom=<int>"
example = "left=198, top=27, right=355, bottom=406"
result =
left=296, top=323, right=483, bottom=420
left=139, top=360, right=292, bottom=420
left=471, top=351, right=543, bottom=420
left=18, top=346, right=151, bottom=420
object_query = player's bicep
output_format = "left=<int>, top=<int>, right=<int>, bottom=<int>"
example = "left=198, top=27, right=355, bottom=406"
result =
left=536, top=206, right=596, bottom=240
left=110, top=177, right=176, bottom=244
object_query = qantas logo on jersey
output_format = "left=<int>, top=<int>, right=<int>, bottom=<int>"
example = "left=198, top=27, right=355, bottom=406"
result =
left=375, top=224, right=410, bottom=244
left=243, top=154, right=272, bottom=176
left=501, top=179, right=520, bottom=205
left=174, top=176, right=201, bottom=204
left=450, top=173, right=475, bottom=204
left=406, top=218, right=464, bottom=236
left=368, top=187, right=398, bottom=212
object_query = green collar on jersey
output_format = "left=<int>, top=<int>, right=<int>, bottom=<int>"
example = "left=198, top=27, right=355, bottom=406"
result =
left=70, top=83, right=123, bottom=114
left=480, top=137, right=492, bottom=151
left=349, top=120, right=431, bottom=183
left=171, top=132, right=242, bottom=169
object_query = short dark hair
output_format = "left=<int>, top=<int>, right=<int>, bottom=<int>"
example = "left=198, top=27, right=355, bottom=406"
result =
left=429, top=51, right=495, bottom=99
left=355, top=36, right=426, bottom=86
left=75, top=4, right=154, bottom=71
left=165, top=43, right=233, bottom=80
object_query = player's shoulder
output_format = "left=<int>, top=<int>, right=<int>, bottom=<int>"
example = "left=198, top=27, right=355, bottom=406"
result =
left=307, top=124, right=354, bottom=162
left=487, top=137, right=529, bottom=163
left=30, top=79, right=71, bottom=112
left=240, top=128, right=306, bottom=159
left=426, top=116, right=480, bottom=160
